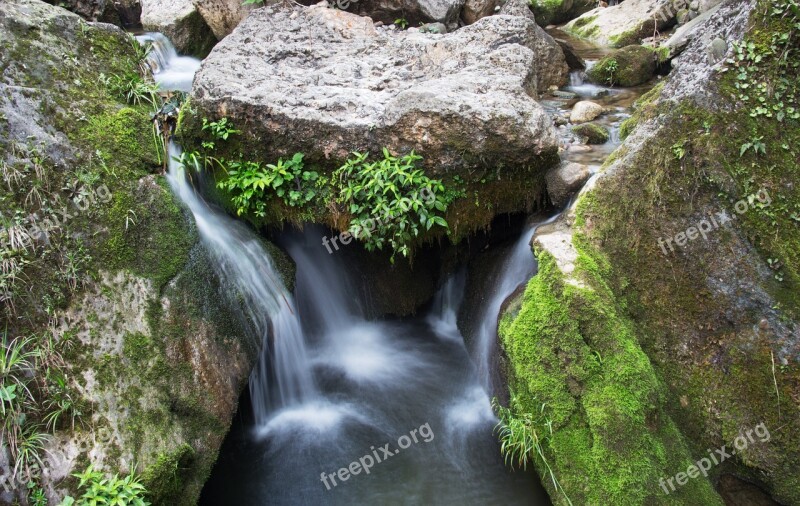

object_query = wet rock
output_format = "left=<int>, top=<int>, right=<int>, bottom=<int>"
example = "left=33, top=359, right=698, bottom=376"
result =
left=462, top=0, right=500, bottom=24
left=552, top=90, right=578, bottom=99
left=191, top=2, right=569, bottom=175
left=569, top=100, right=604, bottom=123
left=141, top=0, right=217, bottom=57
left=545, top=161, right=591, bottom=207
left=571, top=122, right=609, bottom=144
left=587, top=45, right=657, bottom=86
left=565, top=0, right=675, bottom=48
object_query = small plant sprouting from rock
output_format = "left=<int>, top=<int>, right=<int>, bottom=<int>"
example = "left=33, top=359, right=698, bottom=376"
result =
left=335, top=149, right=451, bottom=260
left=180, top=118, right=456, bottom=260
left=492, top=396, right=573, bottom=506
left=394, top=18, right=409, bottom=29
left=58, top=464, right=150, bottom=506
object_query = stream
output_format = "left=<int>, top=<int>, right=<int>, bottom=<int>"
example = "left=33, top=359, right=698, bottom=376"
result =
left=143, top=28, right=654, bottom=506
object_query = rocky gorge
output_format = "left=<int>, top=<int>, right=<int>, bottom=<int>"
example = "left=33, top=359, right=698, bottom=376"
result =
left=0, top=0, right=798, bottom=504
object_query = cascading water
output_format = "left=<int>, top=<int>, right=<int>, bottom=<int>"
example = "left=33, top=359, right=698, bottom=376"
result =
left=470, top=214, right=561, bottom=391
left=148, top=33, right=549, bottom=505
left=135, top=32, right=200, bottom=92
left=165, top=143, right=318, bottom=419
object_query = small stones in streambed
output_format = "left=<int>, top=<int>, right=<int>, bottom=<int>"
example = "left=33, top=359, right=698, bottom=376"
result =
left=570, top=100, right=604, bottom=124
left=551, top=90, right=578, bottom=99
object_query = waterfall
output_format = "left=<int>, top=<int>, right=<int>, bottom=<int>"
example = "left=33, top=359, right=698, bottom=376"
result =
left=471, top=214, right=561, bottom=391
left=166, top=144, right=318, bottom=422
left=135, top=32, right=200, bottom=92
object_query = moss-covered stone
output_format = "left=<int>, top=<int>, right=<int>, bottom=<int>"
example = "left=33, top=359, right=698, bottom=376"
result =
left=571, top=122, right=609, bottom=144
left=528, top=0, right=595, bottom=26
left=587, top=45, right=657, bottom=87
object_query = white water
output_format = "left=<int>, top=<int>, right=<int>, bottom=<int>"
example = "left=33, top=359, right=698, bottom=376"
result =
left=471, top=213, right=562, bottom=391
left=136, top=32, right=199, bottom=92
left=152, top=33, right=549, bottom=505
left=166, top=144, right=318, bottom=422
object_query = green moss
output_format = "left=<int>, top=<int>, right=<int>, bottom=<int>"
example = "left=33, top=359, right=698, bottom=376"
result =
left=571, top=123, right=609, bottom=144
left=587, top=46, right=656, bottom=87
left=499, top=246, right=723, bottom=504
left=142, top=443, right=196, bottom=505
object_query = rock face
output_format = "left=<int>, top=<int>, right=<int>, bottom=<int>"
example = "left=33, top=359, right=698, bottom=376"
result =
left=0, top=1, right=267, bottom=503
left=587, top=45, right=657, bottom=86
left=192, top=0, right=255, bottom=39
left=191, top=1, right=568, bottom=176
left=565, top=0, right=675, bottom=48
left=461, top=0, right=499, bottom=24
left=503, top=0, right=800, bottom=504
left=140, top=0, right=217, bottom=57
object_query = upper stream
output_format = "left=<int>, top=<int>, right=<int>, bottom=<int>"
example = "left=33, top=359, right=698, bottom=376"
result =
left=146, top=28, right=653, bottom=506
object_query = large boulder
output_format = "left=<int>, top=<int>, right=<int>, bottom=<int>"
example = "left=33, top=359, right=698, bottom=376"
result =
left=190, top=2, right=568, bottom=177
left=140, top=0, right=217, bottom=57
left=192, top=0, right=256, bottom=39
left=587, top=44, right=657, bottom=86
left=0, top=0, right=265, bottom=503
left=565, top=0, right=675, bottom=48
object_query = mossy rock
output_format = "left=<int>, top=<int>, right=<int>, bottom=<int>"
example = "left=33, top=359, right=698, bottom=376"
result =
left=528, top=0, right=595, bottom=26
left=571, top=122, right=609, bottom=144
left=587, top=45, right=657, bottom=87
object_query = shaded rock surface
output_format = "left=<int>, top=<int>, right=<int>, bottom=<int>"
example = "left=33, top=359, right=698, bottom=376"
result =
left=565, top=0, right=675, bottom=48
left=352, top=0, right=465, bottom=30
left=44, top=0, right=142, bottom=26
left=529, top=0, right=594, bottom=26
left=190, top=1, right=568, bottom=174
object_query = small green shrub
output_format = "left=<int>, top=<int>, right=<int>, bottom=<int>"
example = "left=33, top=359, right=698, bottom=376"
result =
left=59, top=464, right=150, bottom=506
left=99, top=72, right=160, bottom=106
left=335, top=149, right=450, bottom=260
left=217, top=153, right=320, bottom=215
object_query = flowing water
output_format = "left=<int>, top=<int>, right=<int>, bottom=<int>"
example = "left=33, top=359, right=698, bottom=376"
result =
left=147, top=29, right=653, bottom=505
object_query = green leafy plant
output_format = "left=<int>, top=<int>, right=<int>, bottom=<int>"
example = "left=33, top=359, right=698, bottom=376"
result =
left=334, top=149, right=450, bottom=260
left=740, top=135, right=767, bottom=157
left=99, top=72, right=160, bottom=106
left=671, top=140, right=686, bottom=160
left=492, top=396, right=572, bottom=506
left=59, top=465, right=150, bottom=506
left=202, top=117, right=240, bottom=141
left=394, top=18, right=409, bottom=29
left=217, top=153, right=320, bottom=215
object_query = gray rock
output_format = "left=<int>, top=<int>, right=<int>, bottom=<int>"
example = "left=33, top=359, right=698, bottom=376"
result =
left=420, top=21, right=447, bottom=33
left=552, top=90, right=578, bottom=99
left=709, top=36, right=728, bottom=61
left=570, top=101, right=604, bottom=123
left=546, top=161, right=591, bottom=207
left=191, top=0, right=257, bottom=39
left=663, top=3, right=723, bottom=59
left=497, top=0, right=535, bottom=21
left=555, top=37, right=586, bottom=70
left=141, top=0, right=217, bottom=57
left=565, top=0, right=675, bottom=48
left=191, top=3, right=569, bottom=174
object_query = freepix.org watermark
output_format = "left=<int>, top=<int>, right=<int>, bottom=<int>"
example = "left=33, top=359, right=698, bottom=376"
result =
left=658, top=422, right=771, bottom=495
left=320, top=422, right=434, bottom=490
left=657, top=188, right=771, bottom=255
